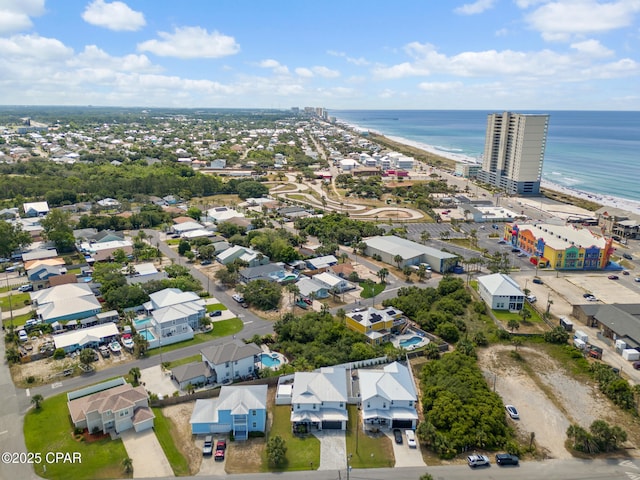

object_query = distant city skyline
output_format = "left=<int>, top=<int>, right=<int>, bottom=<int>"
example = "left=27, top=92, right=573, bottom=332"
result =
left=1, top=1, right=639, bottom=110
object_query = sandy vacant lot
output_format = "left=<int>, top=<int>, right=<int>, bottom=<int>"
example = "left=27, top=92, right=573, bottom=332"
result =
left=478, top=345, right=640, bottom=459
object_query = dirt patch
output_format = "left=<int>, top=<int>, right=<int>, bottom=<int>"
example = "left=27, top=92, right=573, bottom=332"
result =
left=161, top=403, right=201, bottom=474
left=478, top=345, right=640, bottom=459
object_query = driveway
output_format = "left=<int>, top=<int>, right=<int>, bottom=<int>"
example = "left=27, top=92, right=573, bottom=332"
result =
left=384, top=430, right=426, bottom=467
left=120, top=429, right=173, bottom=478
left=196, top=435, right=227, bottom=476
left=314, top=430, right=346, bottom=471
left=140, top=365, right=177, bottom=398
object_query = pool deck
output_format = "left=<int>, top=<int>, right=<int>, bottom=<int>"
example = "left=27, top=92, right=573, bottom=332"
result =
left=393, top=332, right=430, bottom=350
left=257, top=345, right=288, bottom=370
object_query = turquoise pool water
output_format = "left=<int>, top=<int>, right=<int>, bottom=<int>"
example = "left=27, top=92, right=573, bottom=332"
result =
left=259, top=353, right=281, bottom=368
left=400, top=336, right=423, bottom=348
left=139, top=329, right=156, bottom=341
left=134, top=318, right=151, bottom=329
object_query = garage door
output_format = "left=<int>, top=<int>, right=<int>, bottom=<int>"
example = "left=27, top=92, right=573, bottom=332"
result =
left=392, top=420, right=413, bottom=429
left=322, top=421, right=342, bottom=430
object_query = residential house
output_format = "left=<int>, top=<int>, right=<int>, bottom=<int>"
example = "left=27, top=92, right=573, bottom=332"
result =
left=171, top=361, right=214, bottom=390
left=172, top=221, right=204, bottom=236
left=78, top=239, right=133, bottom=262
left=67, top=378, right=154, bottom=434
left=359, top=362, right=418, bottom=430
left=295, top=277, right=329, bottom=300
left=22, top=248, right=58, bottom=262
left=345, top=306, right=406, bottom=345
left=53, top=322, right=119, bottom=353
left=30, top=283, right=102, bottom=324
left=23, top=201, right=49, bottom=217
left=207, top=207, right=244, bottom=223
left=190, top=385, right=268, bottom=440
left=477, top=273, right=525, bottom=312
left=239, top=263, right=288, bottom=283
left=291, top=367, right=348, bottom=431
left=27, top=264, right=68, bottom=290
left=313, top=271, right=354, bottom=293
left=200, top=339, right=261, bottom=384
left=216, top=245, right=269, bottom=268
left=305, top=255, right=338, bottom=271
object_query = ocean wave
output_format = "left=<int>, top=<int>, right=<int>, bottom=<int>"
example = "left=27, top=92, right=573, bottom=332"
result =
left=434, top=146, right=463, bottom=152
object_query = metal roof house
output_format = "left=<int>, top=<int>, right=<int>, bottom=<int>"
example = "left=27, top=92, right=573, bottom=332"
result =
left=190, top=385, right=267, bottom=439
left=291, top=367, right=348, bottom=431
left=363, top=235, right=458, bottom=272
left=30, top=283, right=102, bottom=324
left=477, top=273, right=525, bottom=312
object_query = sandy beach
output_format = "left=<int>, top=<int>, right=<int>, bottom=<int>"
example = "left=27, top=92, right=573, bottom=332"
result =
left=381, top=133, right=640, bottom=217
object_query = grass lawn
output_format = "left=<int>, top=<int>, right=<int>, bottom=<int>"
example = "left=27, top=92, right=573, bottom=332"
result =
left=264, top=405, right=320, bottom=471
left=345, top=405, right=394, bottom=468
left=206, top=303, right=228, bottom=312
left=0, top=292, right=30, bottom=311
left=147, top=318, right=243, bottom=357
left=492, top=304, right=543, bottom=324
left=359, top=281, right=386, bottom=299
left=3, top=311, right=34, bottom=327
left=152, top=408, right=191, bottom=476
left=24, top=393, right=131, bottom=480
left=166, top=354, right=201, bottom=369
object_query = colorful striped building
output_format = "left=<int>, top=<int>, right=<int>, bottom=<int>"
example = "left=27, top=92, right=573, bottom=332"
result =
left=505, top=223, right=614, bottom=271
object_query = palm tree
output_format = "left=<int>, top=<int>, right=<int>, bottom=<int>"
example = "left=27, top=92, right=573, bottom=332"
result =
left=420, top=231, right=431, bottom=245
left=507, top=319, right=520, bottom=332
left=31, top=394, right=43, bottom=410
left=129, top=367, right=141, bottom=387
left=393, top=254, right=403, bottom=269
left=377, top=268, right=389, bottom=284
left=417, top=265, right=427, bottom=282
left=122, top=457, right=133, bottom=474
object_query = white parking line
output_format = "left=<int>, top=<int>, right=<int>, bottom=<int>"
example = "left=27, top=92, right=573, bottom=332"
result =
left=51, top=382, right=62, bottom=389
left=243, top=320, right=253, bottom=325
left=0, top=430, right=8, bottom=436
left=25, top=388, right=30, bottom=397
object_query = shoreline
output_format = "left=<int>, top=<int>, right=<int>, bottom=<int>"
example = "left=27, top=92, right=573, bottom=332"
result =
left=355, top=128, right=640, bottom=217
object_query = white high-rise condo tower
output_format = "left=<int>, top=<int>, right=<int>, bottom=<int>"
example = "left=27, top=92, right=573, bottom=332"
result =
left=477, top=112, right=549, bottom=195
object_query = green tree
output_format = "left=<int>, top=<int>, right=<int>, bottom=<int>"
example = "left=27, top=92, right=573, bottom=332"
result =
left=40, top=209, right=76, bottom=252
left=5, top=347, right=20, bottom=364
left=237, top=180, right=269, bottom=199
left=31, top=394, right=44, bottom=410
left=215, top=268, right=239, bottom=288
left=394, top=254, right=403, bottom=269
left=122, top=457, right=133, bottom=474
left=242, top=279, right=282, bottom=310
left=186, top=206, right=202, bottom=220
left=507, top=319, right=520, bottom=332
left=266, top=435, right=287, bottom=467
left=178, top=240, right=191, bottom=256
left=420, top=231, right=431, bottom=245
left=129, top=367, right=141, bottom=387
left=544, top=326, right=569, bottom=344
left=133, top=333, right=149, bottom=358
left=434, top=322, right=459, bottom=343
left=0, top=221, right=32, bottom=258
left=79, top=348, right=96, bottom=367
left=377, top=268, right=389, bottom=284
left=402, top=266, right=413, bottom=281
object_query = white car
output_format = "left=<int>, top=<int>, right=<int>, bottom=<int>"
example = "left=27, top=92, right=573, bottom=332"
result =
left=505, top=404, right=519, bottom=419
left=467, top=454, right=490, bottom=468
left=405, top=430, right=417, bottom=448
left=232, top=293, right=244, bottom=303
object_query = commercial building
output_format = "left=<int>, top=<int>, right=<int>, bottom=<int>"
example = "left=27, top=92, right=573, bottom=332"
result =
left=477, top=112, right=549, bottom=195
left=362, top=235, right=458, bottom=272
left=506, top=223, right=613, bottom=270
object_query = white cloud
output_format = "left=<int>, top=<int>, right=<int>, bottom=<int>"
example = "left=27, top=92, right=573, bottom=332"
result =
left=515, top=0, right=548, bottom=7
left=312, top=66, right=340, bottom=78
left=82, top=0, right=145, bottom=32
left=0, top=34, right=73, bottom=61
left=257, top=59, right=289, bottom=75
left=526, top=0, right=640, bottom=39
left=295, top=67, right=314, bottom=77
left=138, top=26, right=240, bottom=59
left=570, top=39, right=614, bottom=57
left=327, top=50, right=370, bottom=66
left=418, top=81, right=465, bottom=91
left=0, top=0, right=45, bottom=34
left=68, top=45, right=161, bottom=72
left=454, top=0, right=496, bottom=15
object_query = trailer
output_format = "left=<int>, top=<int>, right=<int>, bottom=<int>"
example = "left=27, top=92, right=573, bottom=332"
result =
left=560, top=317, right=574, bottom=332
left=573, top=338, right=587, bottom=350
left=622, top=349, right=640, bottom=361
left=574, top=330, right=588, bottom=343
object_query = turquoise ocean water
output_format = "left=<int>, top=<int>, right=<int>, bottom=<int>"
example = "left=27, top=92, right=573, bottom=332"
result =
left=331, top=110, right=640, bottom=203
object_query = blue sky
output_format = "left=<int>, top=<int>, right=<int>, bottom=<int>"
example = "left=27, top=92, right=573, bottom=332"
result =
left=1, top=0, right=639, bottom=110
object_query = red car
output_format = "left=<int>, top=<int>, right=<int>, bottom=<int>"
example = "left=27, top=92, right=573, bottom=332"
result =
left=214, top=439, right=226, bottom=461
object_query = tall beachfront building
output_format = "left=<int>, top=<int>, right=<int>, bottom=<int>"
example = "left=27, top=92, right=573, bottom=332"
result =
left=477, top=112, right=549, bottom=195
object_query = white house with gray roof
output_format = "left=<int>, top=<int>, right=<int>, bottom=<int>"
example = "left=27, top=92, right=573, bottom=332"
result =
left=200, top=339, right=262, bottom=383
left=477, top=273, right=525, bottom=311
left=216, top=245, right=269, bottom=268
left=291, top=367, right=348, bottom=431
left=359, top=362, right=418, bottom=430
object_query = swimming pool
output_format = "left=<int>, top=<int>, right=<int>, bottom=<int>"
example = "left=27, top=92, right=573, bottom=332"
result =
left=133, top=318, right=151, bottom=329
left=399, top=336, right=423, bottom=348
left=139, top=329, right=156, bottom=341
left=259, top=353, right=281, bottom=368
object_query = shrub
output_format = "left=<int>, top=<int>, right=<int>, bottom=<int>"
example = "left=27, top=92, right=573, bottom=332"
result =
left=53, top=348, right=66, bottom=360
left=26, top=376, right=35, bottom=384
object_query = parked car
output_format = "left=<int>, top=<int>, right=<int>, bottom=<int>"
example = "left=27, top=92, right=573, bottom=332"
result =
left=18, top=329, right=28, bottom=342
left=209, top=310, right=222, bottom=317
left=633, top=361, right=640, bottom=370
left=241, top=302, right=249, bottom=308
left=497, top=239, right=507, bottom=244
left=202, top=435, right=213, bottom=456
left=517, top=252, right=527, bottom=257
left=214, top=439, right=226, bottom=461
left=526, top=295, right=537, bottom=303
left=405, top=430, right=417, bottom=448
left=216, top=439, right=227, bottom=451
left=467, top=454, right=490, bottom=468
left=17, top=284, right=33, bottom=292
left=495, top=453, right=519, bottom=466
left=232, top=293, right=244, bottom=303
left=98, top=345, right=110, bottom=358
left=635, top=277, right=640, bottom=283
left=201, top=260, right=212, bottom=266
left=505, top=404, right=519, bottom=419
left=511, top=248, right=520, bottom=253
left=608, top=275, right=619, bottom=280
left=623, top=253, right=633, bottom=260
left=532, top=278, right=543, bottom=284
left=623, top=270, right=630, bottom=275
left=393, top=428, right=403, bottom=444
left=583, top=293, right=594, bottom=298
